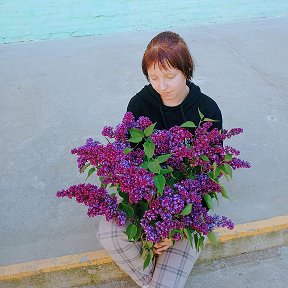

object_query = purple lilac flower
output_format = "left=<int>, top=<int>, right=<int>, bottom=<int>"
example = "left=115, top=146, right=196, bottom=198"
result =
left=174, top=175, right=221, bottom=203
left=231, top=158, right=251, bottom=170
left=102, top=126, right=115, bottom=138
left=141, top=193, right=185, bottom=241
left=114, top=112, right=137, bottom=141
left=223, top=128, right=243, bottom=138
left=224, top=145, right=240, bottom=156
left=71, top=138, right=101, bottom=171
left=59, top=112, right=250, bottom=245
left=169, top=126, right=193, bottom=146
left=140, top=219, right=161, bottom=243
left=163, top=186, right=174, bottom=196
left=117, top=166, right=155, bottom=203
left=56, top=183, right=126, bottom=225
left=136, top=116, right=153, bottom=130
left=151, top=130, right=171, bottom=155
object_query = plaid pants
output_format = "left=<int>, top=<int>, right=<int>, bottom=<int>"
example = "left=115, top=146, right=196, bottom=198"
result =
left=96, top=218, right=206, bottom=288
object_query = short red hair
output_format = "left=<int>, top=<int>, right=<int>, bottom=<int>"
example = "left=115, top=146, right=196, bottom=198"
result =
left=142, top=31, right=194, bottom=81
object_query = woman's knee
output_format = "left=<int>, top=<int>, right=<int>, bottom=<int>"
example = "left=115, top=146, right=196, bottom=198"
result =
left=96, top=218, right=130, bottom=251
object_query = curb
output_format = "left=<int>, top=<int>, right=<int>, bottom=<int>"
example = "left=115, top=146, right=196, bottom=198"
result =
left=200, top=215, right=288, bottom=262
left=1, top=215, right=288, bottom=282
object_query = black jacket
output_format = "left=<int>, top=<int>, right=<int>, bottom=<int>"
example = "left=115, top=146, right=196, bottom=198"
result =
left=127, top=80, right=222, bottom=132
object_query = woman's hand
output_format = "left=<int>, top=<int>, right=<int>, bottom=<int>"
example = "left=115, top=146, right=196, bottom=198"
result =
left=153, top=238, right=173, bottom=255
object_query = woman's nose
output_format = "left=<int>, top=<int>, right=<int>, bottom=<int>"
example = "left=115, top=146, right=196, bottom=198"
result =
left=159, top=78, right=168, bottom=91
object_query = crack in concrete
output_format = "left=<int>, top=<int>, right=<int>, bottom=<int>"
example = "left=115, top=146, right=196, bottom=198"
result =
left=201, top=25, right=288, bottom=98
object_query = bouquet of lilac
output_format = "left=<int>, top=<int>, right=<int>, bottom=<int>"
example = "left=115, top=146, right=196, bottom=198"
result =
left=57, top=111, right=250, bottom=269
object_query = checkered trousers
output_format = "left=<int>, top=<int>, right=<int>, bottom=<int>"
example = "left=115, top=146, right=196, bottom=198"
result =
left=96, top=218, right=206, bottom=288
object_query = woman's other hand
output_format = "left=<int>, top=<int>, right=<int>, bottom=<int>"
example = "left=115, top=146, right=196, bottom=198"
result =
left=153, top=238, right=172, bottom=255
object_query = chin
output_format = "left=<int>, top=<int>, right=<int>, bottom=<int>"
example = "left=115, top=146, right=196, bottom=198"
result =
left=161, top=92, right=173, bottom=97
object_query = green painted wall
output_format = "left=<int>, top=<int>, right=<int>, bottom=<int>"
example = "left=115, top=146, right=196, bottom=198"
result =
left=1, top=1, right=288, bottom=44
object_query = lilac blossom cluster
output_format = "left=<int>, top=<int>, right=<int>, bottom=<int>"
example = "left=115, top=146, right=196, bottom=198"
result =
left=57, top=112, right=250, bottom=246
left=56, top=183, right=126, bottom=226
left=141, top=175, right=232, bottom=242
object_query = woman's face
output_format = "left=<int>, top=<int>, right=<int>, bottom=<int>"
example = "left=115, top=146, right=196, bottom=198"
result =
left=147, top=62, right=188, bottom=106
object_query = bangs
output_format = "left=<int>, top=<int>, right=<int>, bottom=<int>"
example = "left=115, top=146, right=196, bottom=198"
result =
left=146, top=48, right=177, bottom=72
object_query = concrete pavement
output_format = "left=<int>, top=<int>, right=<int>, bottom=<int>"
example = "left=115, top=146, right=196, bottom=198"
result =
left=79, top=246, right=288, bottom=288
left=1, top=15, right=288, bottom=286
left=188, top=246, right=288, bottom=288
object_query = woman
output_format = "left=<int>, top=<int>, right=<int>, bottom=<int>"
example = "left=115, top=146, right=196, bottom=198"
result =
left=97, top=31, right=222, bottom=288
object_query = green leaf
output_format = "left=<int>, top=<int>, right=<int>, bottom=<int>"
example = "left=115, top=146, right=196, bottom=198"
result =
left=184, top=228, right=194, bottom=247
left=209, top=174, right=219, bottom=184
left=213, top=162, right=217, bottom=178
left=198, top=108, right=204, bottom=120
left=180, top=121, right=197, bottom=128
left=194, top=234, right=199, bottom=252
left=224, top=163, right=233, bottom=179
left=199, top=235, right=205, bottom=250
left=220, top=167, right=230, bottom=181
left=143, top=249, right=153, bottom=270
left=140, top=201, right=149, bottom=212
left=166, top=178, right=175, bottom=188
left=207, top=230, right=218, bottom=245
left=200, top=155, right=210, bottom=162
left=169, top=229, right=174, bottom=238
left=124, top=148, right=133, bottom=154
left=140, top=161, right=149, bottom=169
left=202, top=194, right=213, bottom=210
left=215, top=167, right=221, bottom=178
left=129, top=128, right=144, bottom=138
left=169, top=228, right=181, bottom=238
left=189, top=172, right=196, bottom=180
left=194, top=234, right=205, bottom=252
left=204, top=117, right=217, bottom=122
left=141, top=248, right=147, bottom=258
left=208, top=171, right=214, bottom=179
left=211, top=192, right=219, bottom=203
left=128, top=137, right=143, bottom=143
left=160, top=166, right=174, bottom=174
left=143, top=138, right=155, bottom=159
left=221, top=185, right=230, bottom=199
left=126, top=223, right=137, bottom=241
left=86, top=167, right=95, bottom=179
left=148, top=160, right=161, bottom=174
left=144, top=123, right=157, bottom=137
left=134, top=225, right=142, bottom=241
left=157, top=153, right=171, bottom=163
left=154, top=174, right=166, bottom=195
left=180, top=203, right=193, bottom=216
left=81, top=163, right=90, bottom=173
left=118, top=189, right=129, bottom=200
left=224, top=154, right=233, bottom=161
left=146, top=241, right=153, bottom=249
left=122, top=203, right=134, bottom=217
left=101, top=182, right=107, bottom=188
left=172, top=171, right=183, bottom=181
